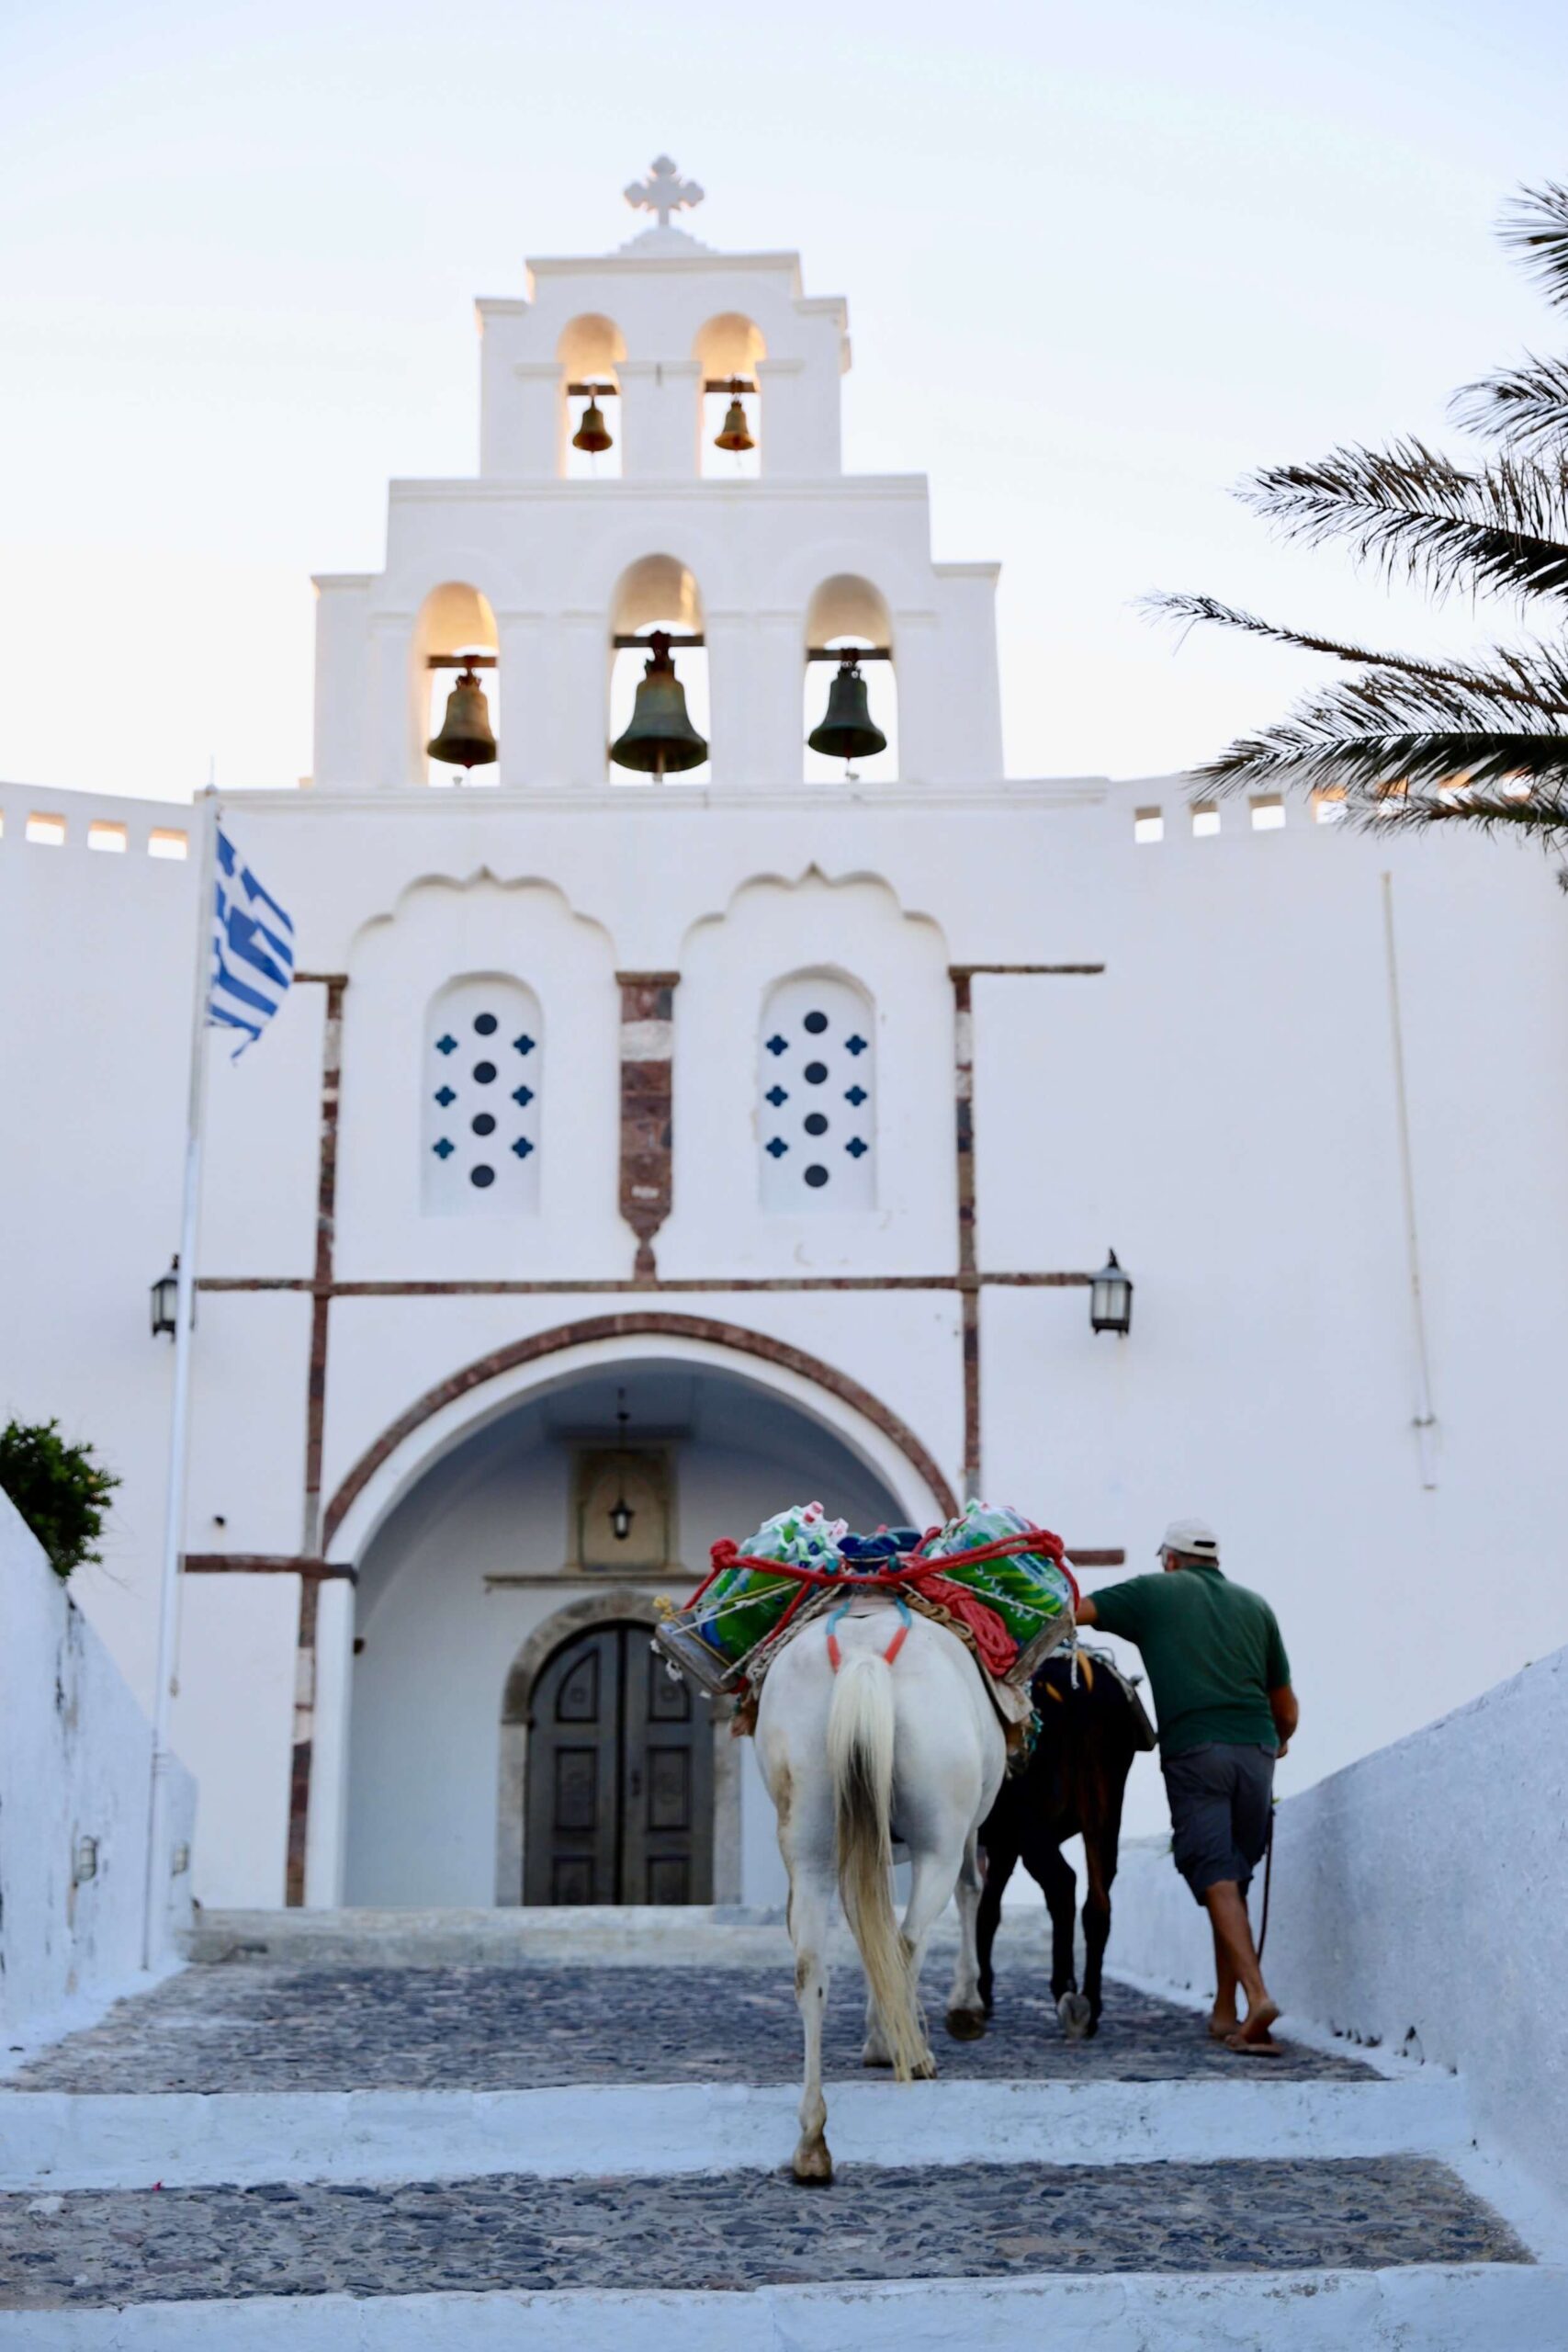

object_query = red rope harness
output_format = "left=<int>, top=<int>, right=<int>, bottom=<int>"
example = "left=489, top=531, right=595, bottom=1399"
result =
left=685, top=1526, right=1079, bottom=1680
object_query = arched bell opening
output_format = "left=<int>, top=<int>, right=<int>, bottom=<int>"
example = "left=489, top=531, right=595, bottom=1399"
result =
left=558, top=313, right=626, bottom=481
left=412, top=582, right=501, bottom=788
left=694, top=313, right=766, bottom=480
left=606, top=553, right=710, bottom=786
left=802, top=574, right=897, bottom=784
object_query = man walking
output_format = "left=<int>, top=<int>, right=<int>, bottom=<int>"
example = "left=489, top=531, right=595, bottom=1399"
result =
left=1075, top=1518, right=1298, bottom=2052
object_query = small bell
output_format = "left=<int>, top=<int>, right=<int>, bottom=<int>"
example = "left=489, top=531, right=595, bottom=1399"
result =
left=426, top=668, right=498, bottom=770
left=807, top=658, right=887, bottom=765
left=572, top=391, right=613, bottom=455
left=714, top=379, right=754, bottom=453
left=610, top=635, right=708, bottom=776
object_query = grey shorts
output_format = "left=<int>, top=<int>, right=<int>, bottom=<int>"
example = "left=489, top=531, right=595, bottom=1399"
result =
left=1161, top=1743, right=1274, bottom=1903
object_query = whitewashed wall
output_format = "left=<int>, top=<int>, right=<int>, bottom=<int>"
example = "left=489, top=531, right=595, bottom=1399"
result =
left=1105, top=1645, right=1568, bottom=2211
left=0, top=1490, right=195, bottom=2039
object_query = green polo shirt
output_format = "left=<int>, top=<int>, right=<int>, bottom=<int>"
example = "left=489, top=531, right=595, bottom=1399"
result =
left=1089, top=1563, right=1291, bottom=1758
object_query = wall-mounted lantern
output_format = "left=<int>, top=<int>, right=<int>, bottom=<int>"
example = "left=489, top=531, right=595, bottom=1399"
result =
left=608, top=1388, right=636, bottom=1543
left=1090, top=1250, right=1134, bottom=1337
left=151, top=1258, right=180, bottom=1340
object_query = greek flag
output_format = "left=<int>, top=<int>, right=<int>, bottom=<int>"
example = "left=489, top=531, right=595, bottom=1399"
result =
left=210, top=828, right=295, bottom=1055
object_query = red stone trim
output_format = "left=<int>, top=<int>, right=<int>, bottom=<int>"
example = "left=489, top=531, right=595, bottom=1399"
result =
left=322, top=1311, right=961, bottom=1547
left=949, top=964, right=1107, bottom=977
left=618, top=973, right=679, bottom=1280
left=285, top=1577, right=319, bottom=1908
left=1064, top=1549, right=1126, bottom=1568
left=199, top=1271, right=1093, bottom=1295
left=303, top=977, right=344, bottom=1547
left=184, top=1554, right=357, bottom=1582
left=953, top=972, right=981, bottom=1498
left=289, top=972, right=345, bottom=1909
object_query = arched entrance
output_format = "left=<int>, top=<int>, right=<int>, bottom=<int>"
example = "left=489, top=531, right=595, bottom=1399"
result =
left=520, top=1618, right=714, bottom=1905
left=339, top=1350, right=917, bottom=1911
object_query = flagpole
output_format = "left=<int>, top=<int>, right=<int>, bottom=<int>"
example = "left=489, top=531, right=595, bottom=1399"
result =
left=142, top=785, right=221, bottom=1972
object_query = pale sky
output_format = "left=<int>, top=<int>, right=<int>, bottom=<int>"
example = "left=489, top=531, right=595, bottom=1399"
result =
left=3, top=0, right=1563, bottom=800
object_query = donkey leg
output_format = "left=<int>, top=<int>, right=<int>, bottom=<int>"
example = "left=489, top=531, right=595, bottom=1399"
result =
left=1037, top=1843, right=1091, bottom=2035
left=944, top=1827, right=988, bottom=2041
left=1080, top=1793, right=1124, bottom=2037
left=786, top=1854, right=836, bottom=2184
left=976, top=1829, right=1016, bottom=2017
left=900, top=1846, right=968, bottom=2077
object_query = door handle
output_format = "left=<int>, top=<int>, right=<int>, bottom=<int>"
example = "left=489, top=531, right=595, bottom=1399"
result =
left=629, top=1767, right=643, bottom=1799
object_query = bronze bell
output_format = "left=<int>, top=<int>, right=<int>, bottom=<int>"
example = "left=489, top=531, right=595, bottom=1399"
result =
left=714, top=380, right=755, bottom=453
left=572, top=391, right=613, bottom=454
left=610, top=635, right=708, bottom=775
left=807, top=658, right=887, bottom=764
left=426, top=668, right=498, bottom=770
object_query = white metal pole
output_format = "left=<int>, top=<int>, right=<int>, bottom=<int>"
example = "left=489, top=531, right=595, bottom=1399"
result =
left=141, top=787, right=220, bottom=1971
left=1381, top=872, right=1438, bottom=1491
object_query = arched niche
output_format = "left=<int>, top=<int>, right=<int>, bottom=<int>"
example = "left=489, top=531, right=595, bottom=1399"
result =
left=803, top=574, right=897, bottom=784
left=557, top=313, right=626, bottom=481
left=412, top=582, right=500, bottom=789
left=694, top=312, right=767, bottom=480
left=607, top=554, right=710, bottom=785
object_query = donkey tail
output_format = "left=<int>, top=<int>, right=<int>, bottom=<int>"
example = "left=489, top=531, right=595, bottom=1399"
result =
left=826, top=1649, right=923, bottom=2081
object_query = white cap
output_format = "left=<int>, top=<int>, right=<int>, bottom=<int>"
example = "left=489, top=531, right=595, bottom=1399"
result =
left=1157, top=1516, right=1219, bottom=1560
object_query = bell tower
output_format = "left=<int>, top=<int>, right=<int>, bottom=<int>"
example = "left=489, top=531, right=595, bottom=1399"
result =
left=310, top=161, right=1004, bottom=791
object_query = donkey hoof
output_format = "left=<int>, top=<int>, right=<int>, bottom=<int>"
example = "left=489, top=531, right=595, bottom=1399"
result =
left=792, top=2141, right=834, bottom=2186
left=1058, top=1990, right=1093, bottom=2039
left=945, top=2006, right=987, bottom=2041
left=861, top=2042, right=893, bottom=2069
left=911, top=2052, right=939, bottom=2080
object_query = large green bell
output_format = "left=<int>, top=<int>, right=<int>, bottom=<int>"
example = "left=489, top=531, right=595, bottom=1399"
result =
left=610, top=636, right=708, bottom=775
left=807, top=658, right=886, bottom=764
left=426, top=668, right=498, bottom=769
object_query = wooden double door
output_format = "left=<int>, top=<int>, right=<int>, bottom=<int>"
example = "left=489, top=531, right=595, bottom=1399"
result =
left=524, top=1620, right=714, bottom=1905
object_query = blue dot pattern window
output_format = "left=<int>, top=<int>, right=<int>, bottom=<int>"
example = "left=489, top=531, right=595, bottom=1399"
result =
left=759, top=974, right=874, bottom=1210
left=422, top=976, right=541, bottom=1214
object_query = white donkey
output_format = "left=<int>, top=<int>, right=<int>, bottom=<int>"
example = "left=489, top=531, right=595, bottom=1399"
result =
left=756, top=1594, right=1007, bottom=2183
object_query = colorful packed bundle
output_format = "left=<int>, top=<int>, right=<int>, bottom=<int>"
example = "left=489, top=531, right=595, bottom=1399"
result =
left=654, top=1498, right=1077, bottom=1700
left=653, top=1501, right=846, bottom=1694
left=918, top=1498, right=1077, bottom=1679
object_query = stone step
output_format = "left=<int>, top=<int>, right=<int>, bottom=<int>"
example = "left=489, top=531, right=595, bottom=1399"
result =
left=0, top=2072, right=1469, bottom=2194
left=6, top=1962, right=1372, bottom=2097
left=6, top=2265, right=1567, bottom=2352
left=0, top=2155, right=1548, bottom=2347
left=185, top=1905, right=795, bottom=1969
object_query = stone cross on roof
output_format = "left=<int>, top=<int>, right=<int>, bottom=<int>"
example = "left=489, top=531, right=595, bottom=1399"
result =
left=624, top=156, right=705, bottom=232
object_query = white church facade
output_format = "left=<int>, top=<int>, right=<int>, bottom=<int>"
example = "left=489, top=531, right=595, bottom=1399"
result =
left=4, top=166, right=1567, bottom=1920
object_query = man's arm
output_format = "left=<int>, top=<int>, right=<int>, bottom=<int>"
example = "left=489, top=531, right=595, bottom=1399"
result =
left=1269, top=1683, right=1299, bottom=1759
left=1075, top=1597, right=1099, bottom=1627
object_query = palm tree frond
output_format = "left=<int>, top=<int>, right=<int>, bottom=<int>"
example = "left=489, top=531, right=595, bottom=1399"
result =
left=1499, top=181, right=1568, bottom=311
left=1192, top=707, right=1568, bottom=802
left=1142, top=592, right=1568, bottom=713
left=1451, top=353, right=1568, bottom=450
left=1238, top=441, right=1568, bottom=605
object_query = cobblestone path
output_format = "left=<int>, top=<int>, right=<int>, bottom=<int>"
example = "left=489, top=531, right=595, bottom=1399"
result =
left=0, top=2156, right=1527, bottom=2310
left=12, top=1963, right=1369, bottom=2094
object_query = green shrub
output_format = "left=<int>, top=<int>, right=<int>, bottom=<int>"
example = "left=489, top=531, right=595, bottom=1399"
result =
left=0, top=1420, right=120, bottom=1584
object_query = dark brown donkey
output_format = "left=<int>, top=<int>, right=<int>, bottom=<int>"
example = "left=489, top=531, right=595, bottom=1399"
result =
left=976, top=1645, right=1155, bottom=2037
